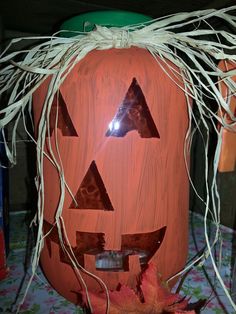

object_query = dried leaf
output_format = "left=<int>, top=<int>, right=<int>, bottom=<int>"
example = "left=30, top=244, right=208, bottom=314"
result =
left=83, top=263, right=205, bottom=314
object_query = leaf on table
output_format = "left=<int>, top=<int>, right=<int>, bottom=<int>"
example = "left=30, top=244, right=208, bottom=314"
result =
left=85, top=285, right=143, bottom=314
left=82, top=263, right=206, bottom=314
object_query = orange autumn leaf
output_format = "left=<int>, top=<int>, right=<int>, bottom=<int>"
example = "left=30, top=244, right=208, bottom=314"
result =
left=140, top=263, right=190, bottom=312
left=82, top=263, right=202, bottom=314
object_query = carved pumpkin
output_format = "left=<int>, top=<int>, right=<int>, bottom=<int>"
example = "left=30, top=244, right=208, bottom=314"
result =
left=33, top=47, right=189, bottom=303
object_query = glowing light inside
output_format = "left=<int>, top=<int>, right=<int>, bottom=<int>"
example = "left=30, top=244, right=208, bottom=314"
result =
left=114, top=121, right=120, bottom=130
left=108, top=120, right=120, bottom=132
left=109, top=122, right=113, bottom=131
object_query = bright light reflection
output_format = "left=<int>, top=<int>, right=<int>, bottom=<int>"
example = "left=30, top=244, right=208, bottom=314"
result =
left=109, top=122, right=113, bottom=131
left=114, top=121, right=120, bottom=130
left=108, top=120, right=120, bottom=131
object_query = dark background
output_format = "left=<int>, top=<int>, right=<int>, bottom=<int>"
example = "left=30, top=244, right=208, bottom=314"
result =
left=0, top=0, right=235, bottom=35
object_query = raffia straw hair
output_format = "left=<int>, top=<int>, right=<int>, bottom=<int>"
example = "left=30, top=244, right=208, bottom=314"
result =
left=1, top=5, right=236, bottom=313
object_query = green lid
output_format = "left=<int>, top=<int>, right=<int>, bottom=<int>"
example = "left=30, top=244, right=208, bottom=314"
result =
left=60, top=10, right=152, bottom=37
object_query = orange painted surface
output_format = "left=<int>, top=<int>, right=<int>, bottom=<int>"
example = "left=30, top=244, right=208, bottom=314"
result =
left=33, top=47, right=190, bottom=303
left=218, top=60, right=236, bottom=172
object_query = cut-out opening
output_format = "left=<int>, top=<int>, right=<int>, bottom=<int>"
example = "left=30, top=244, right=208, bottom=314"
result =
left=49, top=91, right=78, bottom=137
left=121, top=226, right=166, bottom=264
left=70, top=161, right=114, bottom=210
left=95, top=251, right=129, bottom=272
left=95, top=227, right=166, bottom=272
left=106, top=78, right=160, bottom=138
left=76, top=231, right=105, bottom=254
left=44, top=221, right=166, bottom=273
left=60, top=231, right=105, bottom=267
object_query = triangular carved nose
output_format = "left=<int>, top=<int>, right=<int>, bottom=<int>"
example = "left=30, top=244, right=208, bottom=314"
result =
left=70, top=161, right=114, bottom=210
left=106, top=78, right=160, bottom=138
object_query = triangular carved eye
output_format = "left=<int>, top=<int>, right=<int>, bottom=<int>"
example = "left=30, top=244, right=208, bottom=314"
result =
left=106, top=78, right=160, bottom=138
left=49, top=91, right=78, bottom=137
left=70, top=161, right=114, bottom=210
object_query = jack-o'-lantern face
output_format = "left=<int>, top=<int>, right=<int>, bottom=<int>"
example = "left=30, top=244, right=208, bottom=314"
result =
left=33, top=47, right=189, bottom=303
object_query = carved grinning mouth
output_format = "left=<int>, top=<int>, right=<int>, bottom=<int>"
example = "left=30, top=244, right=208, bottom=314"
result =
left=44, top=221, right=166, bottom=272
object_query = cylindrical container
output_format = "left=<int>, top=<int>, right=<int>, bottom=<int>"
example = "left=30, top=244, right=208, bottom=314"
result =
left=33, top=11, right=189, bottom=304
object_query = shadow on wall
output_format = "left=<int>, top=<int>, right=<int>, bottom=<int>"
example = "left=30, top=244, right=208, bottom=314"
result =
left=189, top=113, right=236, bottom=230
left=7, top=116, right=37, bottom=213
